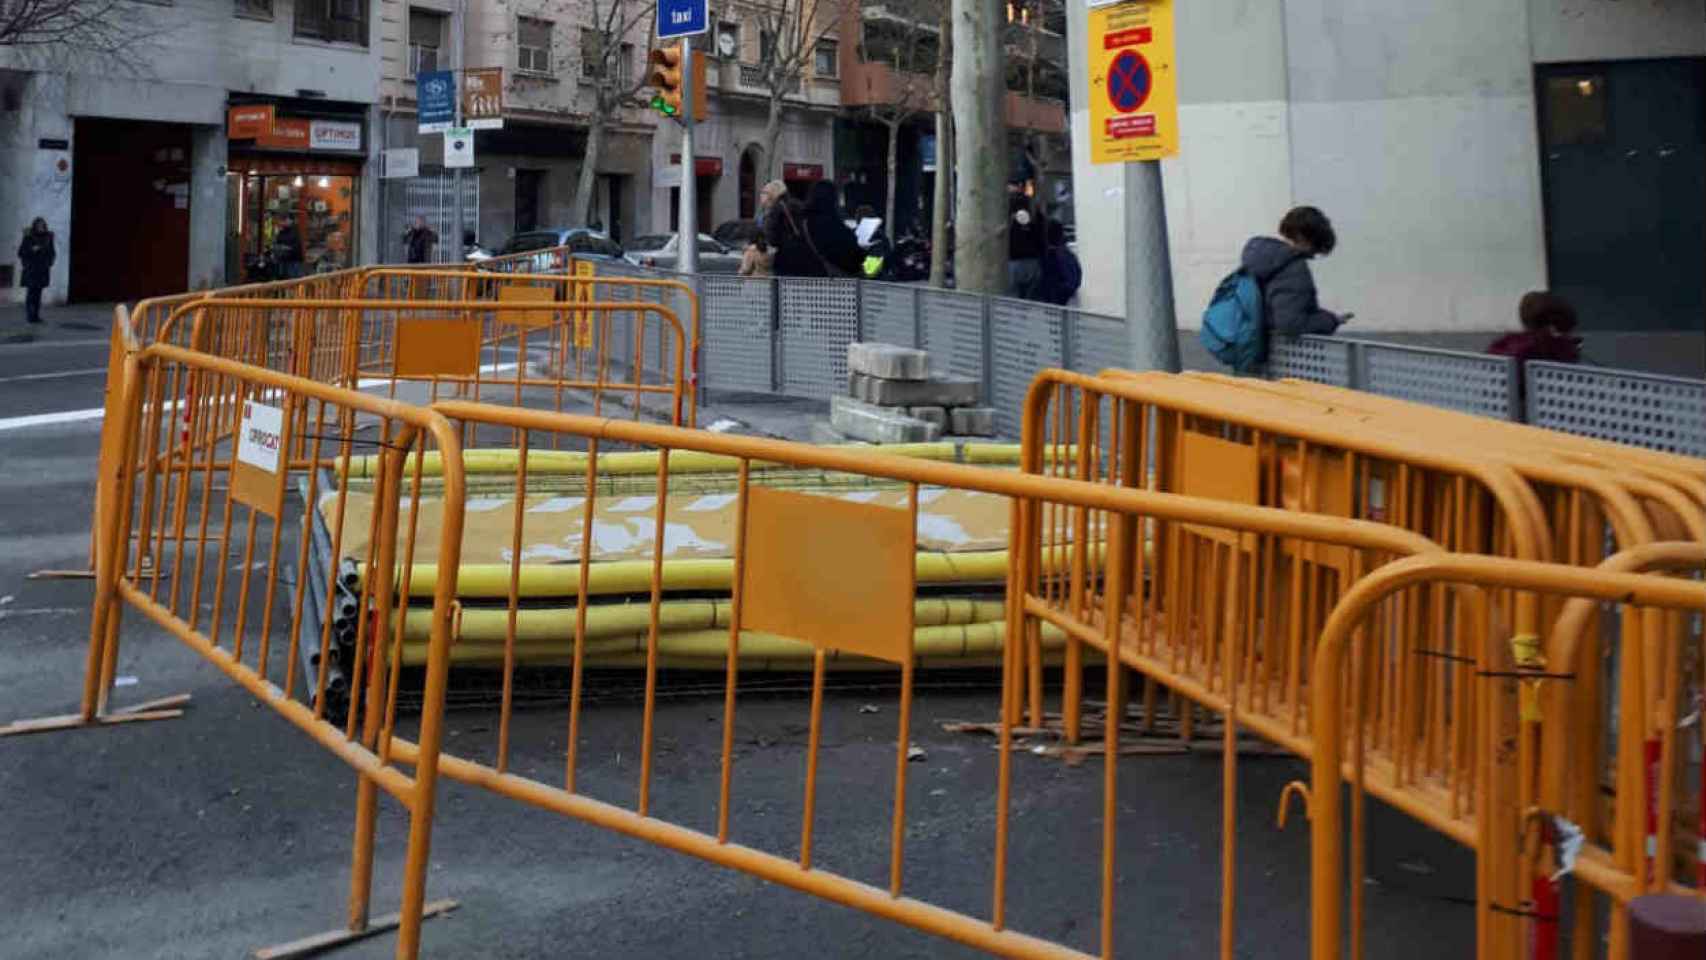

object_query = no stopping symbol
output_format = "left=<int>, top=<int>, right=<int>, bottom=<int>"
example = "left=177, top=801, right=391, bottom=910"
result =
left=1107, top=50, right=1151, bottom=114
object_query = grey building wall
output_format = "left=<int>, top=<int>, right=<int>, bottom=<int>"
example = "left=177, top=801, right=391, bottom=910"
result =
left=1070, top=0, right=1706, bottom=332
left=0, top=0, right=382, bottom=303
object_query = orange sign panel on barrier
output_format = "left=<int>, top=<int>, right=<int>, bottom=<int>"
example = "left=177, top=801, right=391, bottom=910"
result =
left=496, top=285, right=557, bottom=329
left=231, top=397, right=287, bottom=516
left=740, top=486, right=915, bottom=665
left=393, top=316, right=481, bottom=377
left=1175, top=428, right=1259, bottom=546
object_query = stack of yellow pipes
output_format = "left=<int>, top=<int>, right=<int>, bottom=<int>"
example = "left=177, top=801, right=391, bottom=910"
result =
left=326, top=442, right=1077, bottom=673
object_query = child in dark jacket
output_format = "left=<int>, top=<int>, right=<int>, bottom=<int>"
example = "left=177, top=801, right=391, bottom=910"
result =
left=1487, top=291, right=1581, bottom=364
left=1240, top=206, right=1346, bottom=336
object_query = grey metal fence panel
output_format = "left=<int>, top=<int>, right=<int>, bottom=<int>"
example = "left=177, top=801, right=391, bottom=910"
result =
left=699, top=275, right=776, bottom=395
left=918, top=288, right=986, bottom=383
left=859, top=281, right=919, bottom=348
left=989, top=298, right=1064, bottom=439
left=1358, top=341, right=1518, bottom=420
left=777, top=277, right=859, bottom=399
left=1526, top=363, right=1706, bottom=456
left=1064, top=310, right=1131, bottom=376
left=1267, top=335, right=1354, bottom=386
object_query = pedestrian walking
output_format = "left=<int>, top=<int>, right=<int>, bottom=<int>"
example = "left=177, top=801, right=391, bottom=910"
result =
left=1007, top=177, right=1044, bottom=300
left=17, top=217, right=55, bottom=325
left=404, top=216, right=438, bottom=264
left=1239, top=205, right=1347, bottom=336
left=1487, top=291, right=1582, bottom=364
left=772, top=181, right=862, bottom=279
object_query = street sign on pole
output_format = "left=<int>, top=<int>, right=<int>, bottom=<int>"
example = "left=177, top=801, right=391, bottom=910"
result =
left=417, top=70, right=455, bottom=133
left=444, top=128, right=475, bottom=168
left=1087, top=0, right=1178, bottom=164
left=657, top=0, right=708, bottom=39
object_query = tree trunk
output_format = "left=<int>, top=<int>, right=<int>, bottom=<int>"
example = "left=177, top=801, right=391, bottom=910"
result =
left=884, top=118, right=899, bottom=236
left=762, top=94, right=784, bottom=182
left=571, top=115, right=606, bottom=227
left=950, top=0, right=1007, bottom=295
left=929, top=5, right=953, bottom=287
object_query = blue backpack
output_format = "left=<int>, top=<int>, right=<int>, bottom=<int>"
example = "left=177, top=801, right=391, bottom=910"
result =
left=1199, top=269, right=1267, bottom=373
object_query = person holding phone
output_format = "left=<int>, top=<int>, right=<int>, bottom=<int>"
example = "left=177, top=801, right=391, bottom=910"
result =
left=1239, top=206, right=1347, bottom=336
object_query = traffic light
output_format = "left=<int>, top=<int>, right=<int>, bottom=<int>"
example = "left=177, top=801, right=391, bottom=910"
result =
left=646, top=44, right=707, bottom=120
left=647, top=44, right=684, bottom=117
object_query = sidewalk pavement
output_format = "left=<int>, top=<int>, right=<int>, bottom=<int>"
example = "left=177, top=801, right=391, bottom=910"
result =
left=0, top=301, right=117, bottom=344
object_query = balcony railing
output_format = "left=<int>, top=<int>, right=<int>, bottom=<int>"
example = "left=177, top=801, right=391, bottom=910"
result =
left=738, top=63, right=801, bottom=94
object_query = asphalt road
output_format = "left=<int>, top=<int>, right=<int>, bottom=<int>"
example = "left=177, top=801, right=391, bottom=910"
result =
left=0, top=305, right=1476, bottom=959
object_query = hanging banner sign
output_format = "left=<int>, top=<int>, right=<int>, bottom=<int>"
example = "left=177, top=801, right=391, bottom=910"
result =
left=463, top=67, right=505, bottom=129
left=418, top=70, right=456, bottom=133
left=1087, top=0, right=1179, bottom=164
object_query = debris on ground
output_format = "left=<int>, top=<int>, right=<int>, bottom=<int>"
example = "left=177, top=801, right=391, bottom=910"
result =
left=906, top=744, right=927, bottom=761
left=858, top=704, right=881, bottom=715
left=940, top=700, right=1289, bottom=767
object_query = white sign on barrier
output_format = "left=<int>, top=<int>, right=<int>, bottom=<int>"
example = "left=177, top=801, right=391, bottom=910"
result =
left=238, top=401, right=285, bottom=473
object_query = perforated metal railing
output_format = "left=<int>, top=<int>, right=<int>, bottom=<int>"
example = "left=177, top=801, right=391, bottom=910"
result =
left=1526, top=361, right=1706, bottom=457
left=581, top=263, right=1700, bottom=454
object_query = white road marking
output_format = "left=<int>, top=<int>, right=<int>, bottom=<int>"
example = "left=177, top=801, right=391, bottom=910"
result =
left=0, top=361, right=522, bottom=433
left=0, top=367, right=106, bottom=384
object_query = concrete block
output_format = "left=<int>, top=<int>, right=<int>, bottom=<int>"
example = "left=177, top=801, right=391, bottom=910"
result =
left=908, top=406, right=948, bottom=430
left=848, top=342, right=929, bottom=381
left=847, top=372, right=869, bottom=399
left=863, top=376, right=979, bottom=407
left=950, top=407, right=997, bottom=437
left=810, top=421, right=860, bottom=446
left=830, top=395, right=942, bottom=444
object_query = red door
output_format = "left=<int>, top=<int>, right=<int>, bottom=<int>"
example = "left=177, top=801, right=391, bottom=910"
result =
left=70, top=118, right=192, bottom=302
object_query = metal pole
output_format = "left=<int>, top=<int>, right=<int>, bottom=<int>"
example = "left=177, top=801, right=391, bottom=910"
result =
left=450, top=0, right=467, bottom=263
left=677, top=35, right=698, bottom=276
left=1123, top=159, right=1180, bottom=372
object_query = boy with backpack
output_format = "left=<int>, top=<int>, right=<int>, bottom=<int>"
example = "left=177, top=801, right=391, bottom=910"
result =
left=1201, top=206, right=1348, bottom=373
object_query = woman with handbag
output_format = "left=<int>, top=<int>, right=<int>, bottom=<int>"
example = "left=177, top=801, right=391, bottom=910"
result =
left=772, top=181, right=862, bottom=278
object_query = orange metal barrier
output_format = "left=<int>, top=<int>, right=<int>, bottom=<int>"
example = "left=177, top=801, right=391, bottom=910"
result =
left=354, top=267, right=703, bottom=427
left=1180, top=371, right=1706, bottom=951
left=82, top=341, right=467, bottom=955
left=1309, top=546, right=1706, bottom=960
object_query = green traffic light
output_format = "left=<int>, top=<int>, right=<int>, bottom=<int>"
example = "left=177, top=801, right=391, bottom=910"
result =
left=650, top=94, right=677, bottom=116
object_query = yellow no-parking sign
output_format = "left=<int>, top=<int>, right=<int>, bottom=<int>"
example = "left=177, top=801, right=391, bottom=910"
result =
left=1087, top=0, right=1179, bottom=164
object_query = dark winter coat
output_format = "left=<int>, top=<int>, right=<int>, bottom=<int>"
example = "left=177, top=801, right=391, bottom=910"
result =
left=1240, top=236, right=1341, bottom=336
left=773, top=184, right=863, bottom=278
left=18, top=231, right=55, bottom=289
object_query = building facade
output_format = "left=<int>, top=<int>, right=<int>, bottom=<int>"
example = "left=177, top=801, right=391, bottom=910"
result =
left=835, top=0, right=1067, bottom=238
left=1, top=0, right=384, bottom=303
left=375, top=0, right=659, bottom=256
left=1069, top=0, right=1706, bottom=333
left=647, top=4, right=841, bottom=236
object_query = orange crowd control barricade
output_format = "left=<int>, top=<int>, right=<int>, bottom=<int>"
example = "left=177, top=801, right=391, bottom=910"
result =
left=1309, top=546, right=1706, bottom=960
left=1185, top=371, right=1706, bottom=957
left=353, top=266, right=703, bottom=427
left=1018, top=369, right=1705, bottom=960
left=75, top=341, right=468, bottom=954
left=373, top=399, right=1483, bottom=960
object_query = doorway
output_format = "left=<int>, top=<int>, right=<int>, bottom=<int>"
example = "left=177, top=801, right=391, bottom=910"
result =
left=70, top=119, right=192, bottom=302
left=1535, top=58, right=1704, bottom=330
left=514, top=169, right=545, bottom=232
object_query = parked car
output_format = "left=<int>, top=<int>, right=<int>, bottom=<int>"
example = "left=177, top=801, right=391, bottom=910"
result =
left=712, top=219, right=762, bottom=251
left=623, top=233, right=743, bottom=273
left=496, top=228, right=624, bottom=270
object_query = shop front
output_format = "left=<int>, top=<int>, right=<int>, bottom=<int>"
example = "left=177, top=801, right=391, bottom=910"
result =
left=224, top=103, right=367, bottom=283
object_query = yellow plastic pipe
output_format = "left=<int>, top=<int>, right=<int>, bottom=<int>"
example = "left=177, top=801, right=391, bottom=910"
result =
left=399, top=618, right=1069, bottom=666
left=384, top=544, right=1103, bottom=598
left=343, top=442, right=1005, bottom=479
left=402, top=597, right=1006, bottom=643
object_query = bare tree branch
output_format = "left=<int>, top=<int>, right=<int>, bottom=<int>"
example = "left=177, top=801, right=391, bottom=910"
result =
left=0, top=0, right=164, bottom=72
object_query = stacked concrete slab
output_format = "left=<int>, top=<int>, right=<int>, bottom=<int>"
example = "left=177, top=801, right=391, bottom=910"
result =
left=823, top=343, right=997, bottom=444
